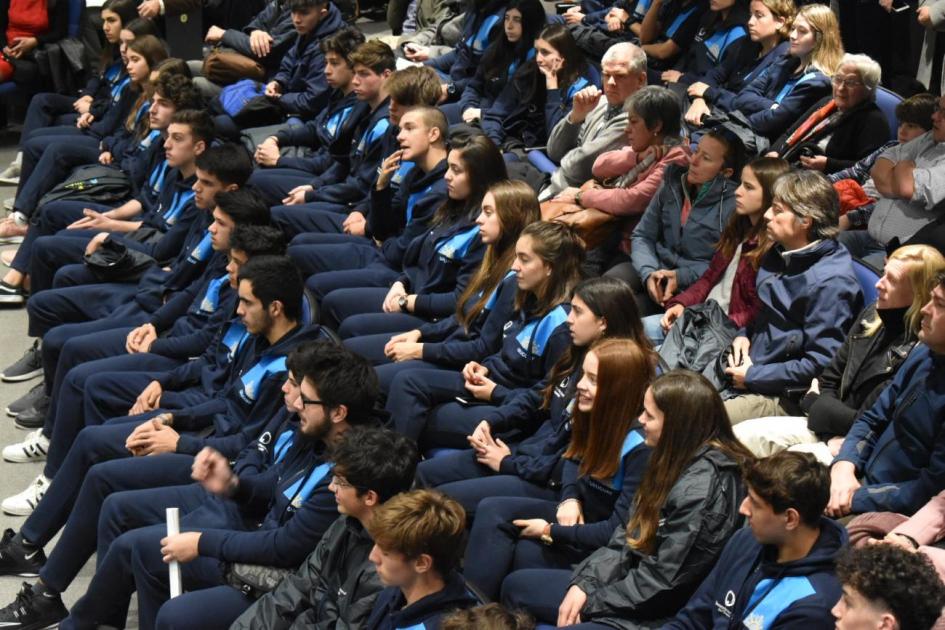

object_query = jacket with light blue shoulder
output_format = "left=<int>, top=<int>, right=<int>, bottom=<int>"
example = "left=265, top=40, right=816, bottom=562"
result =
left=556, top=425, right=651, bottom=550
left=198, top=408, right=341, bottom=568
left=631, top=164, right=736, bottom=289
left=276, top=89, right=370, bottom=176
left=676, top=4, right=756, bottom=89
left=417, top=271, right=518, bottom=367
left=836, top=345, right=945, bottom=515
left=306, top=98, right=392, bottom=206
left=731, top=54, right=831, bottom=140
left=481, top=300, right=572, bottom=413
left=427, top=1, right=506, bottom=99
left=365, top=572, right=479, bottom=630
left=744, top=239, right=863, bottom=395
left=666, top=518, right=846, bottom=630
left=397, top=216, right=486, bottom=319
left=703, top=41, right=788, bottom=114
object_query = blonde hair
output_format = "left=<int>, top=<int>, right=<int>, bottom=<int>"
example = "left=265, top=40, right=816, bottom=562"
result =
left=756, top=0, right=796, bottom=40
left=796, top=4, right=844, bottom=76
left=863, top=245, right=945, bottom=336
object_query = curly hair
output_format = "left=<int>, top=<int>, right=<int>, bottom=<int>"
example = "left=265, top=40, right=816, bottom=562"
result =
left=836, top=544, right=945, bottom=630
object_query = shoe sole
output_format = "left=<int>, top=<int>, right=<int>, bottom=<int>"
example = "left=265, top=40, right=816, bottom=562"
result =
left=2, top=454, right=45, bottom=462
left=0, top=369, right=42, bottom=382
left=0, top=296, right=25, bottom=306
left=0, top=237, right=24, bottom=245
left=1, top=505, right=36, bottom=516
left=5, top=406, right=19, bottom=417
left=13, top=420, right=43, bottom=430
left=0, top=179, right=19, bottom=186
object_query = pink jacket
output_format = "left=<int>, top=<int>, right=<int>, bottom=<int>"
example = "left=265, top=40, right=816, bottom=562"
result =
left=578, top=144, right=692, bottom=217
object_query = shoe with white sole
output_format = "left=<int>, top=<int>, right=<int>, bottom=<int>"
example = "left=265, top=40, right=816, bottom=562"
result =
left=2, top=198, right=13, bottom=213
left=1, top=342, right=42, bottom=381
left=2, top=430, right=49, bottom=463
left=1, top=475, right=50, bottom=516
left=0, top=154, right=21, bottom=186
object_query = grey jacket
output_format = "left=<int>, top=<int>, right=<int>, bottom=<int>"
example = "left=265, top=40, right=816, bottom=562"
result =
left=869, top=131, right=945, bottom=245
left=230, top=516, right=382, bottom=630
left=540, top=99, right=629, bottom=200
left=918, top=0, right=945, bottom=95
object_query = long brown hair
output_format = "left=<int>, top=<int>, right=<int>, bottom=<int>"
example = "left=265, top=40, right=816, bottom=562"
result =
left=564, top=338, right=654, bottom=479
left=456, top=180, right=539, bottom=331
left=541, top=277, right=653, bottom=409
left=717, top=157, right=790, bottom=268
left=626, top=371, right=753, bottom=553
left=433, top=133, right=507, bottom=228
left=515, top=221, right=585, bottom=317
left=123, top=36, right=168, bottom=134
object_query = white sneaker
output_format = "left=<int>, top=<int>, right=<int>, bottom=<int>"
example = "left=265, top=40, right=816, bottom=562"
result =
left=2, top=198, right=13, bottom=212
left=2, top=429, right=49, bottom=463
left=1, top=475, right=50, bottom=516
left=0, top=156, right=21, bottom=186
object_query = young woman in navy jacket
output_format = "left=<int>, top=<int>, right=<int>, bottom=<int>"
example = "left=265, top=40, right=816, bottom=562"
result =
left=502, top=370, right=753, bottom=628
left=463, top=337, right=657, bottom=601
left=683, top=0, right=794, bottom=130
left=416, top=277, right=652, bottom=517
left=729, top=2, right=841, bottom=143
left=345, top=179, right=540, bottom=392
left=385, top=221, right=584, bottom=449
left=318, top=133, right=508, bottom=333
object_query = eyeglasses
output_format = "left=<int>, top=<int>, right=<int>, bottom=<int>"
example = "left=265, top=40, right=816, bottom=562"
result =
left=299, top=395, right=327, bottom=408
left=831, top=77, right=864, bottom=89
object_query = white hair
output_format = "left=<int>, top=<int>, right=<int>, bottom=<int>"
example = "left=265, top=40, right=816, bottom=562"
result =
left=601, top=42, right=647, bottom=74
left=838, top=53, right=882, bottom=95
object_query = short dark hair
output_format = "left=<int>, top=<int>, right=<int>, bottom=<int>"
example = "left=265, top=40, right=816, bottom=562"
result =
left=285, top=340, right=379, bottom=420
left=230, top=224, right=286, bottom=257
left=349, top=40, right=396, bottom=75
left=155, top=73, right=202, bottom=112
left=836, top=544, right=945, bottom=630
left=320, top=25, right=365, bottom=62
left=332, top=426, right=418, bottom=502
left=287, top=0, right=327, bottom=10
left=170, top=109, right=215, bottom=144
left=237, top=255, right=303, bottom=321
left=385, top=65, right=442, bottom=107
left=215, top=188, right=271, bottom=226
left=742, top=452, right=829, bottom=527
left=195, top=143, right=254, bottom=187
left=704, top=127, right=746, bottom=177
left=896, top=92, right=938, bottom=130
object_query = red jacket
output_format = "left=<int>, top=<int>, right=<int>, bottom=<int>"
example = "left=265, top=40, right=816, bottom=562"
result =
left=665, top=239, right=762, bottom=328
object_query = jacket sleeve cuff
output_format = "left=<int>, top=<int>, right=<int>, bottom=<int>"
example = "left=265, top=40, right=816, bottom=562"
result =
left=175, top=434, right=204, bottom=455
left=197, top=530, right=227, bottom=558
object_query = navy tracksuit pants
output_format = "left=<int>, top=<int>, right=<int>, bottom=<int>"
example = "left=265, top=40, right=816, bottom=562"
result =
left=271, top=201, right=348, bottom=240
left=15, top=134, right=101, bottom=217
left=416, top=449, right=558, bottom=518
left=9, top=200, right=98, bottom=277
left=248, top=166, right=313, bottom=206
left=64, top=486, right=248, bottom=630
left=23, top=454, right=196, bottom=595
left=386, top=368, right=505, bottom=448
left=21, top=93, right=82, bottom=139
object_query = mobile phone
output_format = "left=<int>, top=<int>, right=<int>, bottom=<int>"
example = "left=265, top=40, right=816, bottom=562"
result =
left=403, top=43, right=420, bottom=54
left=891, top=0, right=911, bottom=12
left=455, top=396, right=487, bottom=407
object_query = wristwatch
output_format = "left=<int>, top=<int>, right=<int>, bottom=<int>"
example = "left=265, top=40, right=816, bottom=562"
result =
left=398, top=295, right=409, bottom=312
left=540, top=524, right=554, bottom=546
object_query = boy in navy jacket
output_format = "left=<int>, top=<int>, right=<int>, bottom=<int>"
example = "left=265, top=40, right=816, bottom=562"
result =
left=667, top=451, right=844, bottom=630
left=828, top=272, right=945, bottom=518
left=365, top=489, right=479, bottom=630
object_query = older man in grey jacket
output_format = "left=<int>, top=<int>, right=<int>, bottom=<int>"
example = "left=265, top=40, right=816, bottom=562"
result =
left=539, top=42, right=647, bottom=201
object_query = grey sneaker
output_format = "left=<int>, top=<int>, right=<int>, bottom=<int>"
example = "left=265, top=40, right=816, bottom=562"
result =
left=1, top=342, right=42, bottom=382
left=0, top=163, right=20, bottom=186
left=6, top=382, right=46, bottom=417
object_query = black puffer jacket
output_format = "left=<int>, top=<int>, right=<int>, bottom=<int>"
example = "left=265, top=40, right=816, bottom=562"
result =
left=802, top=304, right=915, bottom=438
left=230, top=516, right=383, bottom=630
left=569, top=446, right=746, bottom=629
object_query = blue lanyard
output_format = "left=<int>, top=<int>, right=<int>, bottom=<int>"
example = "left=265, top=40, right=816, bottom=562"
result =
left=134, top=100, right=151, bottom=125
left=508, top=48, right=536, bottom=77
left=406, top=185, right=434, bottom=223
left=666, top=3, right=699, bottom=38
left=774, top=70, right=816, bottom=104
left=197, top=274, right=229, bottom=314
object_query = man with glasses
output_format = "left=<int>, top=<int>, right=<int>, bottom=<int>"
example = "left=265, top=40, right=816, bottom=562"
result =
left=539, top=42, right=648, bottom=202
left=53, top=341, right=383, bottom=630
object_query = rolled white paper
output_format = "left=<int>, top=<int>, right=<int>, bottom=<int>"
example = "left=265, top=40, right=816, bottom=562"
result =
left=166, top=507, right=182, bottom=598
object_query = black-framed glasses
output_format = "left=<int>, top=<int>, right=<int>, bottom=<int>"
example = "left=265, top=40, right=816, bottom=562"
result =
left=299, top=395, right=327, bottom=407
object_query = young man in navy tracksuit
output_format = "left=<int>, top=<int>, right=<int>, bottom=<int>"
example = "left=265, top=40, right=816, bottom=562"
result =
left=181, top=427, right=419, bottom=630
left=269, top=40, right=396, bottom=237
left=828, top=273, right=945, bottom=518
left=667, top=451, right=845, bottom=629
left=0, top=261, right=321, bottom=615
left=0, top=342, right=381, bottom=630
left=248, top=26, right=370, bottom=202
left=213, top=0, right=345, bottom=139
left=723, top=170, right=863, bottom=424
left=365, top=489, right=479, bottom=630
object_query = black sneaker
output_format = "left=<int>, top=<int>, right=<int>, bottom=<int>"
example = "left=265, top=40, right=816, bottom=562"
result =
left=12, top=396, right=48, bottom=430
left=0, top=281, right=24, bottom=306
left=0, top=530, right=45, bottom=577
left=1, top=342, right=41, bottom=383
left=6, top=383, right=46, bottom=418
left=0, top=582, right=66, bottom=630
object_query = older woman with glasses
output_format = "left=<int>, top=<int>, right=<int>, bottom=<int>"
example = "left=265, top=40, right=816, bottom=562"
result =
left=767, top=53, right=890, bottom=174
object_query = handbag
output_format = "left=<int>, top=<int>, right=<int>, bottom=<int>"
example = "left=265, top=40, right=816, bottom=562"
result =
left=84, top=239, right=156, bottom=283
left=202, top=48, right=266, bottom=86
left=224, top=562, right=292, bottom=600
left=540, top=200, right=616, bottom=250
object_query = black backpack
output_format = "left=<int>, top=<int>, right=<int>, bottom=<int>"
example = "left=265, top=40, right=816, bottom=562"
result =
left=658, top=300, right=739, bottom=391
left=37, top=164, right=132, bottom=209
